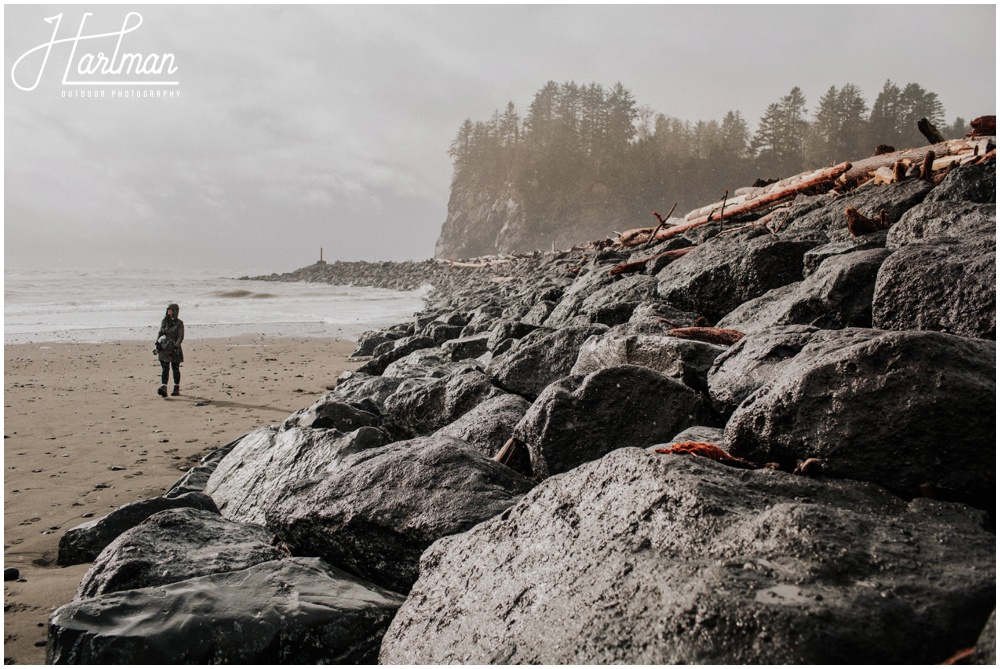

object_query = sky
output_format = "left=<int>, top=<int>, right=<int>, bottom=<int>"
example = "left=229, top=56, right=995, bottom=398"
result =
left=4, top=3, right=996, bottom=274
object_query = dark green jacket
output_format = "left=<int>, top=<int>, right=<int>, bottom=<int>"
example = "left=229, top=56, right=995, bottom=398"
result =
left=157, top=317, right=185, bottom=363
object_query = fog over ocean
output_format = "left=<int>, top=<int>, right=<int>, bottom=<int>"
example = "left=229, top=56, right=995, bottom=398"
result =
left=3, top=268, right=429, bottom=344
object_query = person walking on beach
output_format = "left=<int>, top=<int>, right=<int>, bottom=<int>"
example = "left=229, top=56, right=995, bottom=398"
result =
left=155, top=303, right=185, bottom=397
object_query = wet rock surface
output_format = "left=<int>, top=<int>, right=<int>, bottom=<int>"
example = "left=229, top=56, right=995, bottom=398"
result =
left=380, top=449, right=995, bottom=664
left=266, top=435, right=535, bottom=594
left=54, top=157, right=995, bottom=664
left=50, top=557, right=404, bottom=664
left=75, top=507, right=284, bottom=600
left=57, top=491, right=219, bottom=567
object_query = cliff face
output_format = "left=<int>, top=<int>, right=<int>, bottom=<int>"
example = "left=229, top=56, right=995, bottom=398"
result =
left=435, top=178, right=635, bottom=259
left=434, top=179, right=527, bottom=259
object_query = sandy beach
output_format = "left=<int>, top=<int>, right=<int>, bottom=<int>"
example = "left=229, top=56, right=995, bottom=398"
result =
left=3, top=335, right=361, bottom=665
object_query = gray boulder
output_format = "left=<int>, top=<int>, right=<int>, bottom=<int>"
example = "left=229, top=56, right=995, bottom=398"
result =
left=487, top=323, right=609, bottom=400
left=725, top=329, right=995, bottom=505
left=49, top=557, right=403, bottom=664
left=707, top=325, right=845, bottom=417
left=579, top=274, right=659, bottom=326
left=802, top=230, right=888, bottom=277
left=282, top=396, right=380, bottom=431
left=356, top=335, right=436, bottom=375
left=329, top=372, right=402, bottom=411
left=422, top=321, right=464, bottom=344
left=267, top=435, right=535, bottom=594
left=571, top=332, right=724, bottom=393
left=543, top=267, right=616, bottom=328
left=57, top=492, right=219, bottom=567
left=521, top=300, right=556, bottom=326
left=656, top=229, right=827, bottom=321
left=623, top=301, right=702, bottom=334
left=381, top=347, right=465, bottom=380
left=442, top=333, right=490, bottom=361
left=513, top=365, right=715, bottom=479
left=973, top=610, right=996, bottom=664
left=717, top=248, right=893, bottom=333
left=925, top=158, right=996, bottom=204
left=75, top=508, right=284, bottom=600
left=886, top=201, right=995, bottom=248
left=872, top=234, right=996, bottom=339
left=382, top=365, right=503, bottom=437
left=434, top=393, right=531, bottom=458
left=350, top=329, right=403, bottom=358
left=207, top=425, right=390, bottom=526
left=650, top=424, right=725, bottom=450
left=380, top=449, right=995, bottom=664
left=486, top=319, right=546, bottom=351
left=786, top=178, right=933, bottom=241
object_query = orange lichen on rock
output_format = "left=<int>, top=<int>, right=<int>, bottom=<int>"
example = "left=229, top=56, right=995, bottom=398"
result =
left=654, top=441, right=757, bottom=469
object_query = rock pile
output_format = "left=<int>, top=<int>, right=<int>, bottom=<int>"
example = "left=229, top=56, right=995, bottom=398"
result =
left=49, top=158, right=995, bottom=664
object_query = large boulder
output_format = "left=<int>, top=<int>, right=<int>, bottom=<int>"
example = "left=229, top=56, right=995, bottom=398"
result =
left=380, top=449, right=995, bottom=664
left=571, top=331, right=724, bottom=393
left=725, top=329, right=996, bottom=505
left=886, top=201, right=995, bottom=248
left=487, top=323, right=609, bottom=400
left=802, top=231, right=888, bottom=277
left=707, top=325, right=836, bottom=417
left=717, top=248, right=893, bottom=334
left=656, top=229, right=826, bottom=321
left=75, top=508, right=284, bottom=599
left=973, top=610, right=997, bottom=664
left=57, top=492, right=219, bottom=567
left=356, top=335, right=437, bottom=376
left=924, top=157, right=996, bottom=204
left=206, top=425, right=390, bottom=526
left=329, top=372, right=402, bottom=411
left=513, top=365, right=716, bottom=479
left=872, top=234, right=996, bottom=339
left=281, top=396, right=381, bottom=431
left=267, top=435, right=535, bottom=594
left=578, top=274, right=659, bottom=326
left=382, top=365, right=503, bottom=437
left=786, top=178, right=933, bottom=241
left=434, top=393, right=531, bottom=458
left=542, top=267, right=616, bottom=328
left=49, top=558, right=403, bottom=664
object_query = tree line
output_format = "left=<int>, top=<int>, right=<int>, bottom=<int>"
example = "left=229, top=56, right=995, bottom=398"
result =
left=448, top=80, right=967, bottom=237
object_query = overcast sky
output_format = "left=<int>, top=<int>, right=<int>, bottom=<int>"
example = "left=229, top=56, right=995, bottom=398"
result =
left=4, top=4, right=996, bottom=273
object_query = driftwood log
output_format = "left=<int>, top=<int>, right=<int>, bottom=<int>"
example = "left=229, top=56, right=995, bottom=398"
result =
left=666, top=326, right=745, bottom=346
left=607, top=246, right=695, bottom=276
left=846, top=207, right=890, bottom=237
left=654, top=441, right=757, bottom=469
left=838, top=138, right=991, bottom=186
left=917, top=118, right=945, bottom=145
left=494, top=438, right=532, bottom=477
left=969, top=115, right=996, bottom=137
left=619, top=162, right=852, bottom=247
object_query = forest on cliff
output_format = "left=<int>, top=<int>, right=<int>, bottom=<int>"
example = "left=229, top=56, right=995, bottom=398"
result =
left=439, top=80, right=967, bottom=256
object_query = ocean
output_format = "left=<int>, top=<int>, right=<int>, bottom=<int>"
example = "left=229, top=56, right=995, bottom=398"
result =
left=3, top=268, right=430, bottom=345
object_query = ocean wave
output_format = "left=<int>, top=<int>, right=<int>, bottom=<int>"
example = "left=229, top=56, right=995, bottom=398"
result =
left=211, top=290, right=277, bottom=299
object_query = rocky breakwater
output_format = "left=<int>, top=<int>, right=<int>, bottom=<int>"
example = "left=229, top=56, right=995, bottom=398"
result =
left=47, top=158, right=996, bottom=664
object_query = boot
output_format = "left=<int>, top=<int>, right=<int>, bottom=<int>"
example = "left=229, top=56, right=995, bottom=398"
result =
left=157, top=385, right=168, bottom=397
left=171, top=385, right=180, bottom=396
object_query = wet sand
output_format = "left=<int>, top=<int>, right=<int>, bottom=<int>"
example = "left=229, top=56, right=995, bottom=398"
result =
left=3, top=335, right=360, bottom=664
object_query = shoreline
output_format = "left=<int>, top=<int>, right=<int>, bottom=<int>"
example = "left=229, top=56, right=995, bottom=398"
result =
left=3, top=335, right=362, bottom=665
